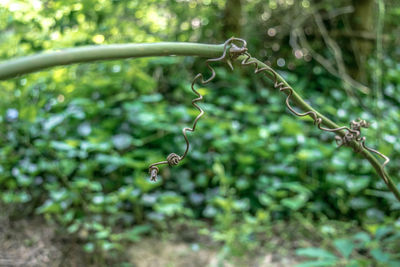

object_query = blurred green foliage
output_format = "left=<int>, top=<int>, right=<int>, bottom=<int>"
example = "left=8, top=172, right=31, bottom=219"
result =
left=0, top=0, right=400, bottom=264
left=296, top=225, right=400, bottom=267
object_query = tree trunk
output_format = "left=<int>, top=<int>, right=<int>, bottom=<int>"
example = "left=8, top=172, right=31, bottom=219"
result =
left=350, top=0, right=375, bottom=84
left=222, top=0, right=242, bottom=38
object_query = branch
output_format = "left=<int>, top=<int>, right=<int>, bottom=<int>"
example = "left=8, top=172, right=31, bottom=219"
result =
left=235, top=55, right=400, bottom=202
left=313, top=13, right=370, bottom=95
left=0, top=42, right=225, bottom=80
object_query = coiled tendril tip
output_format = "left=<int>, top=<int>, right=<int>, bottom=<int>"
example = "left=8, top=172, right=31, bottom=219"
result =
left=149, top=166, right=159, bottom=182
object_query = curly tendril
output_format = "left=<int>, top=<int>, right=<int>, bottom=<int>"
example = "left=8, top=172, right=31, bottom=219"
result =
left=148, top=37, right=248, bottom=181
left=239, top=51, right=391, bottom=185
left=147, top=37, right=390, bottom=187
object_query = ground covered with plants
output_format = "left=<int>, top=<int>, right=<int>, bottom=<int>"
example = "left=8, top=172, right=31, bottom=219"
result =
left=0, top=0, right=399, bottom=266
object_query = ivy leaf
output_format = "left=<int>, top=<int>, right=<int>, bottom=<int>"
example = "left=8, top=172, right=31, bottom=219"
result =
left=296, top=247, right=338, bottom=260
left=333, top=238, right=354, bottom=259
left=371, top=249, right=390, bottom=263
left=295, top=259, right=338, bottom=267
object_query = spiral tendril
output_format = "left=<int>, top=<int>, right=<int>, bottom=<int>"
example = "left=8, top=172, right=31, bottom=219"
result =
left=148, top=37, right=248, bottom=181
left=147, top=37, right=390, bottom=186
left=239, top=51, right=390, bottom=184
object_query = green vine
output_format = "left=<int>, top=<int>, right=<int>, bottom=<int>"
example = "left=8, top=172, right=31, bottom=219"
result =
left=0, top=39, right=398, bottom=201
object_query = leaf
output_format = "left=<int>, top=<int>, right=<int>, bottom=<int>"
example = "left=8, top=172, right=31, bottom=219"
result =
left=349, top=197, right=372, bottom=209
left=375, top=226, right=393, bottom=240
left=37, top=200, right=62, bottom=214
left=345, top=260, right=361, bottom=267
left=352, top=232, right=371, bottom=247
left=333, top=238, right=354, bottom=259
left=43, top=114, right=64, bottom=131
left=370, top=249, right=390, bottom=263
left=112, top=134, right=133, bottom=150
left=83, top=243, right=95, bottom=253
left=118, top=225, right=152, bottom=242
left=345, top=177, right=370, bottom=193
left=281, top=195, right=308, bottom=210
left=296, top=248, right=337, bottom=260
left=295, top=259, right=338, bottom=267
left=138, top=93, right=163, bottom=103
left=59, top=159, right=77, bottom=176
left=50, top=141, right=75, bottom=151
left=101, top=241, right=116, bottom=251
left=95, top=230, right=111, bottom=239
left=67, top=223, right=80, bottom=234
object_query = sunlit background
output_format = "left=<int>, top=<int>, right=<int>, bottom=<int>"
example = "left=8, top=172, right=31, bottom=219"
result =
left=0, top=0, right=399, bottom=266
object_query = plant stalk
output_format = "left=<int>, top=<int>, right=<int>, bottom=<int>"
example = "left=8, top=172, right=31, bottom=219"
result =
left=237, top=56, right=400, bottom=201
left=0, top=43, right=224, bottom=80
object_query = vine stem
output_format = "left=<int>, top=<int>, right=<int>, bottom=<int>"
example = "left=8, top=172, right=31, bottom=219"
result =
left=0, top=43, right=225, bottom=80
left=236, top=55, right=400, bottom=202
left=0, top=42, right=398, bottom=201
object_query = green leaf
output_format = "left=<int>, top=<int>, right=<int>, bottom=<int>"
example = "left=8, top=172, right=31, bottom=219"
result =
left=101, top=241, right=115, bottom=251
left=345, top=177, right=370, bottom=193
left=37, top=200, right=62, bottom=214
left=59, top=159, right=77, bottom=176
left=50, top=141, right=75, bottom=151
left=352, top=232, right=371, bottom=246
left=296, top=248, right=338, bottom=260
left=333, top=238, right=354, bottom=259
left=83, top=242, right=95, bottom=253
left=375, top=226, right=393, bottom=240
left=281, top=195, right=308, bottom=210
left=345, top=260, right=361, bottom=267
left=95, top=230, right=111, bottom=239
left=295, top=259, right=338, bottom=267
left=118, top=225, right=152, bottom=242
left=371, top=249, right=390, bottom=263
left=67, top=223, right=80, bottom=234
